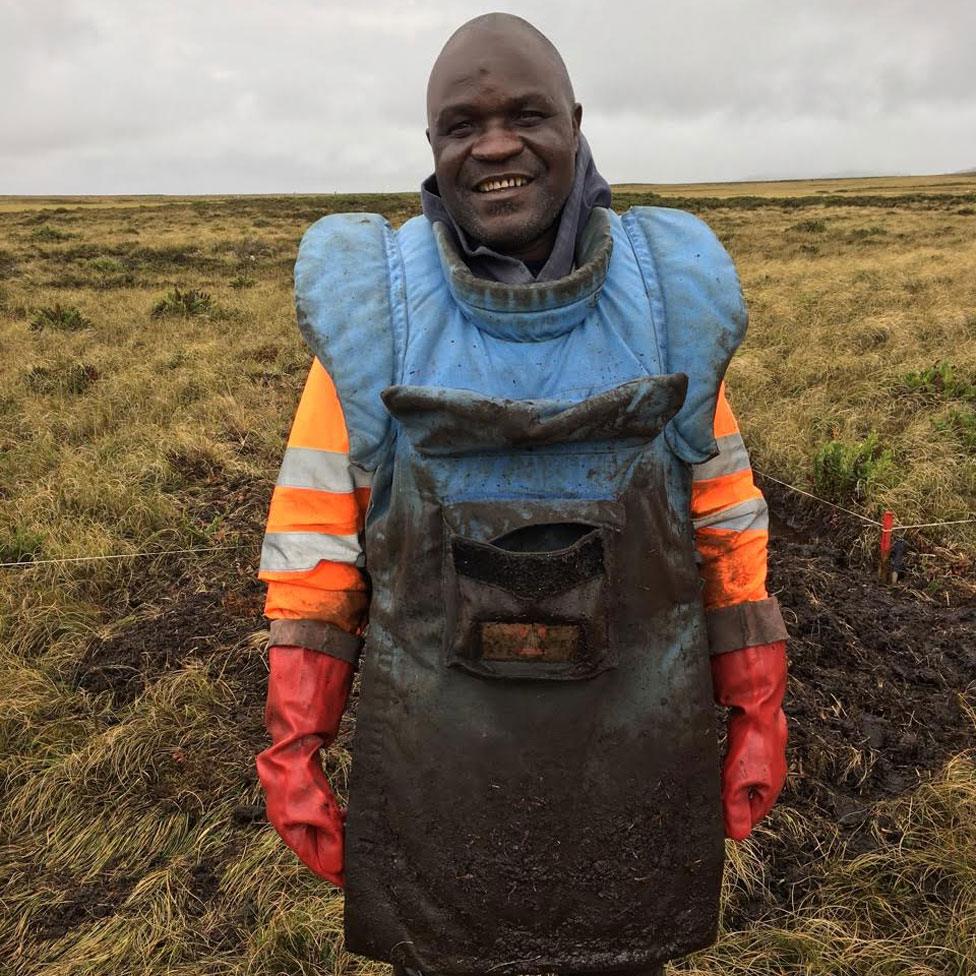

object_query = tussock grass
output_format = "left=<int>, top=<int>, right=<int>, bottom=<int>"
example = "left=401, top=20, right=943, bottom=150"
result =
left=679, top=752, right=976, bottom=975
left=1, top=179, right=974, bottom=975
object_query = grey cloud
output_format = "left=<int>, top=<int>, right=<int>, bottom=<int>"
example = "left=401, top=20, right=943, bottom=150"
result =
left=569, top=1, right=976, bottom=121
left=1, top=0, right=974, bottom=193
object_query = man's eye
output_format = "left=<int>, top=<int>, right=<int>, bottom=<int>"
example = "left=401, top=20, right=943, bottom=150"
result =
left=517, top=111, right=545, bottom=124
left=448, top=120, right=473, bottom=136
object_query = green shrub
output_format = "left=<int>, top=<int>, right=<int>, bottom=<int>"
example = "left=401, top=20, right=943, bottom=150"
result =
left=936, top=408, right=976, bottom=450
left=813, top=432, right=894, bottom=505
left=901, top=362, right=976, bottom=401
left=230, top=271, right=256, bottom=290
left=151, top=287, right=216, bottom=318
left=29, top=304, right=93, bottom=332
left=89, top=256, right=125, bottom=273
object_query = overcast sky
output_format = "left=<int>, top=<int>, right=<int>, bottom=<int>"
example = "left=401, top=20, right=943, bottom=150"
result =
left=3, top=0, right=975, bottom=194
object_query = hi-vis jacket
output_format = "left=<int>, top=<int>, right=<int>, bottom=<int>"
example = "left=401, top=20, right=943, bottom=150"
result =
left=258, top=229, right=784, bottom=660
left=258, top=205, right=788, bottom=973
left=261, top=362, right=776, bottom=648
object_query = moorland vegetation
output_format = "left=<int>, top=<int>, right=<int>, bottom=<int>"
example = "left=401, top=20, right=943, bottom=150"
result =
left=1, top=175, right=974, bottom=974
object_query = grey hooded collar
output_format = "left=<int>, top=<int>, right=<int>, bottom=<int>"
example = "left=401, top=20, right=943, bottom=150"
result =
left=430, top=206, right=614, bottom=342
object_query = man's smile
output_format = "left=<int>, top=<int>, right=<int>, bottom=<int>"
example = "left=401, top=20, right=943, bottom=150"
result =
left=472, top=173, right=535, bottom=193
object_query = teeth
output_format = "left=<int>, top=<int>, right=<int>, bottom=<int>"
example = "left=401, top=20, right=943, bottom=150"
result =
left=477, top=176, right=529, bottom=192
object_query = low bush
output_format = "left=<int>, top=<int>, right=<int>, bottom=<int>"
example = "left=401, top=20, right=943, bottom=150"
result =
left=848, top=225, right=888, bottom=240
left=0, top=249, right=18, bottom=278
left=151, top=287, right=216, bottom=318
left=812, top=432, right=894, bottom=505
left=89, top=256, right=126, bottom=273
left=901, top=362, right=976, bottom=401
left=230, top=271, right=256, bottom=290
left=790, top=219, right=828, bottom=233
left=29, top=303, right=93, bottom=332
left=0, top=526, right=44, bottom=564
left=937, top=407, right=976, bottom=450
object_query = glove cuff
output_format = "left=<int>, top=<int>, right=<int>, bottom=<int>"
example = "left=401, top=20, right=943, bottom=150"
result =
left=706, top=596, right=789, bottom=655
left=268, top=619, right=364, bottom=666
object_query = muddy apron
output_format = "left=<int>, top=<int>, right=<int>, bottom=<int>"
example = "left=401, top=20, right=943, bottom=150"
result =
left=293, top=205, right=748, bottom=975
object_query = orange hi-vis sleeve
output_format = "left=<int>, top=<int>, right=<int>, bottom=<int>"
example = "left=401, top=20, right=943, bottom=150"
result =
left=259, top=359, right=371, bottom=635
left=690, top=383, right=770, bottom=611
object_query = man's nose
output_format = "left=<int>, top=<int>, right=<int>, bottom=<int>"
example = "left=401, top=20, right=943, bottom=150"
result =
left=471, top=123, right=522, bottom=162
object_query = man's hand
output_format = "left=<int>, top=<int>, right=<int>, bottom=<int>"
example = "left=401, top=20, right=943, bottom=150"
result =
left=710, top=640, right=788, bottom=841
left=256, top=645, right=354, bottom=885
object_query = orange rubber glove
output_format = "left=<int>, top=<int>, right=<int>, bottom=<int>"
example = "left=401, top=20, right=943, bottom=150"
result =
left=256, top=645, right=354, bottom=885
left=710, top=640, right=788, bottom=841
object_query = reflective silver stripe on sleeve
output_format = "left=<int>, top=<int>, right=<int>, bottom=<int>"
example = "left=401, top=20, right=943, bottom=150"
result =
left=691, top=433, right=751, bottom=483
left=276, top=447, right=372, bottom=493
left=693, top=496, right=769, bottom=534
left=259, top=531, right=365, bottom=572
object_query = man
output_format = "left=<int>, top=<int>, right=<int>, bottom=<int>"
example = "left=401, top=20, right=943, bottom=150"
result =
left=256, top=13, right=789, bottom=976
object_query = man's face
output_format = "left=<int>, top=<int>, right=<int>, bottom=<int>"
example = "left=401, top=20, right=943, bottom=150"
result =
left=427, top=34, right=582, bottom=262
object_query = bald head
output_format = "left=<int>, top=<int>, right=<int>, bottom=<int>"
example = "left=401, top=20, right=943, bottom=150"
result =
left=427, top=14, right=575, bottom=128
left=424, top=14, right=582, bottom=261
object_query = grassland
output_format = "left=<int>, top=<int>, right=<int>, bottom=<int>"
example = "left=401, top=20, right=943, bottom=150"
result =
left=1, top=175, right=974, bottom=975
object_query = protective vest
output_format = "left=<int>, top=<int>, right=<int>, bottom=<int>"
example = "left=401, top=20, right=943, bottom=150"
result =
left=294, top=206, right=748, bottom=975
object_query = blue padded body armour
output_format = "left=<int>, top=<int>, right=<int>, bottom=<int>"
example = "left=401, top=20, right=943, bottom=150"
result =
left=293, top=206, right=747, bottom=974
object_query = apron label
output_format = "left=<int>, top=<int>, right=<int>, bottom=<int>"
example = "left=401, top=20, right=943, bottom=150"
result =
left=480, top=621, right=582, bottom=662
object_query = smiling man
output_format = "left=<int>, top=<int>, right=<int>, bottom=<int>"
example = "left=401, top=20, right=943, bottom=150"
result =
left=421, top=16, right=597, bottom=279
left=256, top=13, right=789, bottom=976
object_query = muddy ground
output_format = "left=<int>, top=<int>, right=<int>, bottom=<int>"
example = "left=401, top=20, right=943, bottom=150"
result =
left=54, top=477, right=976, bottom=947
left=737, top=481, right=976, bottom=924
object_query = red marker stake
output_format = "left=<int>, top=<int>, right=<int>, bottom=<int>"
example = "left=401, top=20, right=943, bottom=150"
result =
left=879, top=510, right=894, bottom=581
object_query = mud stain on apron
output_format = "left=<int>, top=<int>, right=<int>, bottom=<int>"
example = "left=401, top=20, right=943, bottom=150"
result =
left=343, top=377, right=725, bottom=975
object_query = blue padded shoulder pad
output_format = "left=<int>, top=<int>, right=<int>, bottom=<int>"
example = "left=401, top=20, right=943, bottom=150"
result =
left=294, top=213, right=400, bottom=471
left=622, top=207, right=747, bottom=464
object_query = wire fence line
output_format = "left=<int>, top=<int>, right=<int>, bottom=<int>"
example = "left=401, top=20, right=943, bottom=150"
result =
left=2, top=474, right=975, bottom=571
left=754, top=471, right=884, bottom=526
left=754, top=470, right=976, bottom=534
left=0, top=543, right=257, bottom=570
